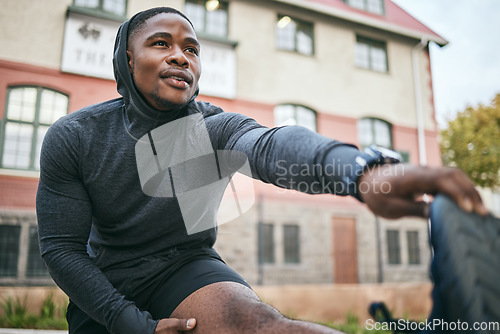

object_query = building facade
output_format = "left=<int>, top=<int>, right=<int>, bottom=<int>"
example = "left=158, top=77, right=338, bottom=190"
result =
left=0, top=0, right=446, bottom=286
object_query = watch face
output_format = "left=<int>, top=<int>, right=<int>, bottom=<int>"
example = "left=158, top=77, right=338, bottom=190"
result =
left=368, top=145, right=403, bottom=164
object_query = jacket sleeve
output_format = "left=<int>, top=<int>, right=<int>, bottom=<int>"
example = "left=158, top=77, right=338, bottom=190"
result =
left=36, top=118, right=158, bottom=334
left=205, top=112, right=364, bottom=198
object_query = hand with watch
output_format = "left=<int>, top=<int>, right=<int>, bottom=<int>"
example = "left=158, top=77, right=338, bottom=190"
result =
left=350, top=145, right=488, bottom=219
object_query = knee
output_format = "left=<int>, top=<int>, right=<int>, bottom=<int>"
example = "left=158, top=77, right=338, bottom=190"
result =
left=227, top=300, right=286, bottom=331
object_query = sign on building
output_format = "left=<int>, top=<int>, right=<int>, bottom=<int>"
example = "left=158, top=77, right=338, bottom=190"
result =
left=61, top=12, right=237, bottom=98
left=198, top=39, right=236, bottom=99
left=61, top=12, right=120, bottom=79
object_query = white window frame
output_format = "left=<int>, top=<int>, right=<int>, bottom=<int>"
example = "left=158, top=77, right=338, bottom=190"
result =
left=276, top=15, right=314, bottom=56
left=0, top=86, right=69, bottom=171
left=355, top=36, right=388, bottom=73
left=357, top=117, right=393, bottom=149
left=345, top=0, right=385, bottom=15
left=184, top=0, right=229, bottom=38
left=274, top=104, right=317, bottom=132
left=73, top=0, right=127, bottom=17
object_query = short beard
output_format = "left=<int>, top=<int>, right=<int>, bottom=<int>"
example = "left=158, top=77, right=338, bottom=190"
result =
left=149, top=87, right=184, bottom=111
left=131, top=64, right=187, bottom=112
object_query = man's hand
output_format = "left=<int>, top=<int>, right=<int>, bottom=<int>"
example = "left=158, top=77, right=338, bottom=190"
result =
left=154, top=318, right=196, bottom=333
left=358, top=164, right=488, bottom=219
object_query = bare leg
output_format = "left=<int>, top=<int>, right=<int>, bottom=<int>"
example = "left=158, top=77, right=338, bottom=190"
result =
left=170, top=282, right=344, bottom=334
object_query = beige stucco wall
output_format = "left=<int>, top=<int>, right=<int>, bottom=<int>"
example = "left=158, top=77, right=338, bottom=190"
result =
left=0, top=0, right=72, bottom=69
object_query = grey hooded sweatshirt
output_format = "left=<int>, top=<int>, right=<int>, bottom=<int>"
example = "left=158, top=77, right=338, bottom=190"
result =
left=36, top=12, right=364, bottom=334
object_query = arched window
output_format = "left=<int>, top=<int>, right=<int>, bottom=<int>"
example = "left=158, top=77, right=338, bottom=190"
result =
left=274, top=104, right=317, bottom=132
left=0, top=86, right=68, bottom=171
left=357, top=117, right=392, bottom=149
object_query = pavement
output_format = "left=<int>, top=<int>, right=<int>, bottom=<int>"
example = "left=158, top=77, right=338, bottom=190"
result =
left=0, top=330, right=67, bottom=334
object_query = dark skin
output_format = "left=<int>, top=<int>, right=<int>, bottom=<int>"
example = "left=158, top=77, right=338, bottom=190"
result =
left=359, top=164, right=487, bottom=218
left=127, top=12, right=487, bottom=334
left=127, top=13, right=201, bottom=112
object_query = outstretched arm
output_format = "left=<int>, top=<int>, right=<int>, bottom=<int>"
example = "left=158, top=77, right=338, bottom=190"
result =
left=206, top=112, right=488, bottom=218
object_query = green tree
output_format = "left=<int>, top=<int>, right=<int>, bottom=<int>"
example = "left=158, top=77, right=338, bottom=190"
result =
left=440, top=93, right=500, bottom=189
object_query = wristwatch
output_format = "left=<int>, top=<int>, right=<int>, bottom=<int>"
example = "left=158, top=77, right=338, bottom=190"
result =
left=344, top=145, right=403, bottom=201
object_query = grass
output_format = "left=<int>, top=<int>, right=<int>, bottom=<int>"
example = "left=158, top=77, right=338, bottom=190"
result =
left=0, top=295, right=393, bottom=333
left=318, top=312, right=392, bottom=334
left=0, top=293, right=68, bottom=330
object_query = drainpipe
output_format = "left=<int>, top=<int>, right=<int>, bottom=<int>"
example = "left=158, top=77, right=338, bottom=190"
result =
left=375, top=216, right=383, bottom=283
left=412, top=39, right=428, bottom=166
left=257, top=193, right=264, bottom=285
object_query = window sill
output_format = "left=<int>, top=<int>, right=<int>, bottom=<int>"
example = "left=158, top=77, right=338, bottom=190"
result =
left=355, top=65, right=390, bottom=75
left=0, top=168, right=40, bottom=179
left=260, top=262, right=304, bottom=268
left=0, top=277, right=55, bottom=286
left=196, top=32, right=238, bottom=48
left=277, top=48, right=315, bottom=58
left=67, top=5, right=127, bottom=23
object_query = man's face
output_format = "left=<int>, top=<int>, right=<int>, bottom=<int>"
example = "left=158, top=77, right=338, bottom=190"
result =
left=127, top=13, right=201, bottom=111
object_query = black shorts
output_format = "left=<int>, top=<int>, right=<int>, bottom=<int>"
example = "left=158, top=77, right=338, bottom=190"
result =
left=66, top=248, right=250, bottom=334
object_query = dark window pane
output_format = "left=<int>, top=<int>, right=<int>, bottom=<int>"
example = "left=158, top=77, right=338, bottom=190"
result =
left=386, top=229, right=400, bottom=265
left=259, top=224, right=274, bottom=264
left=0, top=225, right=21, bottom=277
left=407, top=231, right=421, bottom=265
left=26, top=226, right=50, bottom=277
left=283, top=224, right=300, bottom=263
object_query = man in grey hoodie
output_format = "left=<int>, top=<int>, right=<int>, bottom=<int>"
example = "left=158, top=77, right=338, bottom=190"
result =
left=36, top=6, right=488, bottom=334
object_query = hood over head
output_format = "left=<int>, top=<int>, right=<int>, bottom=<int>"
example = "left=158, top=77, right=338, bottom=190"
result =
left=112, top=9, right=200, bottom=125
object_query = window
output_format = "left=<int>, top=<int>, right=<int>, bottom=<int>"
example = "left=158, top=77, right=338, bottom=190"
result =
left=276, top=15, right=314, bottom=56
left=185, top=0, right=228, bottom=38
left=386, top=229, right=400, bottom=265
left=357, top=118, right=392, bottom=149
left=283, top=224, right=300, bottom=264
left=407, top=231, right=421, bottom=265
left=258, top=224, right=275, bottom=264
left=0, top=218, right=51, bottom=283
left=345, top=0, right=385, bottom=15
left=73, top=0, right=127, bottom=17
left=275, top=104, right=317, bottom=132
left=355, top=36, right=388, bottom=72
left=0, top=86, right=68, bottom=170
left=0, top=225, right=21, bottom=277
left=26, top=226, right=50, bottom=277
